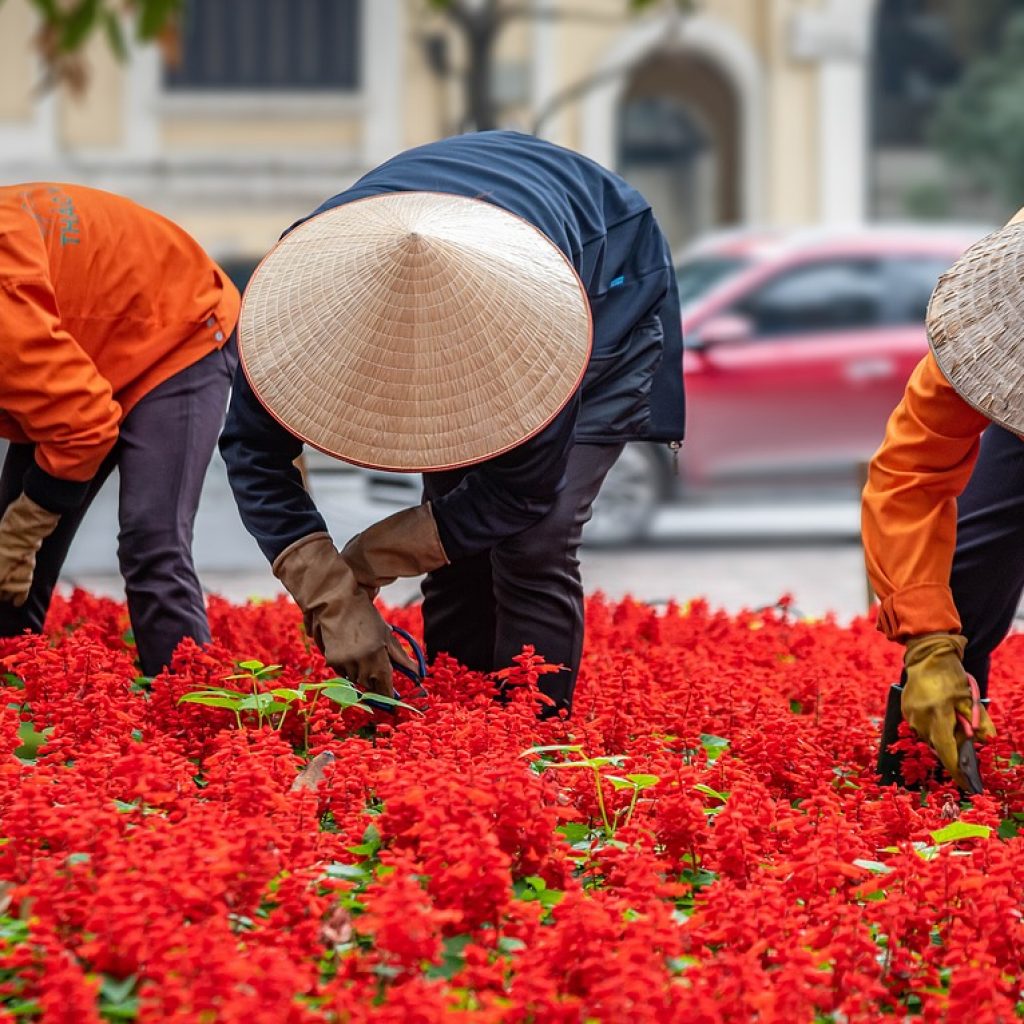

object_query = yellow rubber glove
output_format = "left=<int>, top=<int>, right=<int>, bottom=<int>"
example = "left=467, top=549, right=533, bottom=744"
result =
left=902, top=633, right=996, bottom=787
left=0, top=493, right=61, bottom=606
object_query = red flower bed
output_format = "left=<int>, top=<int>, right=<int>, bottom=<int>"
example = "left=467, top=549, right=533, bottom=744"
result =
left=1, top=589, right=1024, bottom=1022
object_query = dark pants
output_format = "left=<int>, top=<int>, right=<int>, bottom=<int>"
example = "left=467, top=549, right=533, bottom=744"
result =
left=949, top=424, right=1024, bottom=699
left=421, top=441, right=624, bottom=713
left=0, top=342, right=236, bottom=676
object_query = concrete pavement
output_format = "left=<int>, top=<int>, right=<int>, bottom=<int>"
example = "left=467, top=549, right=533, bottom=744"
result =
left=59, top=452, right=877, bottom=621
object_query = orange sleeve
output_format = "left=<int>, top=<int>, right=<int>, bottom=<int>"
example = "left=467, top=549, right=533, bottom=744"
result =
left=861, top=353, right=990, bottom=641
left=0, top=217, right=121, bottom=487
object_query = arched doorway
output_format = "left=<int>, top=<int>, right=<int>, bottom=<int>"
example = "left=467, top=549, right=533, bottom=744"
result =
left=618, top=51, right=740, bottom=250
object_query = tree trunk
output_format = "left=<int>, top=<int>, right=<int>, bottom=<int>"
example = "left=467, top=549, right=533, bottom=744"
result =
left=461, top=10, right=500, bottom=132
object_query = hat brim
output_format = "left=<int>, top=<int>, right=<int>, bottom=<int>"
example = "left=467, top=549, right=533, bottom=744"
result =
left=928, top=221, right=1024, bottom=434
left=238, top=192, right=593, bottom=473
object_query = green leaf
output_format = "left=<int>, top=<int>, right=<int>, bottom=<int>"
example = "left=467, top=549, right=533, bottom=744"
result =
left=604, top=771, right=659, bottom=791
left=14, top=720, right=53, bottom=761
left=605, top=775, right=637, bottom=791
left=930, top=821, right=992, bottom=844
left=99, top=972, right=137, bottom=1006
left=699, top=734, right=730, bottom=761
left=521, top=744, right=584, bottom=756
left=999, top=818, right=1019, bottom=840
left=269, top=688, right=304, bottom=702
left=322, top=685, right=361, bottom=707
left=30, top=0, right=61, bottom=23
left=680, top=867, right=718, bottom=889
left=535, top=887, right=564, bottom=908
left=324, top=862, right=368, bottom=881
left=693, top=783, right=729, bottom=802
left=237, top=659, right=265, bottom=672
left=497, top=936, right=526, bottom=954
left=545, top=755, right=626, bottom=771
left=358, top=692, right=424, bottom=715
left=177, top=694, right=241, bottom=710
left=626, top=773, right=659, bottom=789
left=103, top=10, right=128, bottom=60
left=137, top=0, right=180, bottom=41
left=557, top=822, right=591, bottom=844
left=860, top=889, right=887, bottom=902
left=348, top=823, right=381, bottom=859
left=237, top=693, right=276, bottom=712
left=60, top=0, right=101, bottom=53
left=852, top=858, right=893, bottom=875
left=425, top=934, right=472, bottom=980
left=5, top=999, right=41, bottom=1018
left=666, top=955, right=697, bottom=974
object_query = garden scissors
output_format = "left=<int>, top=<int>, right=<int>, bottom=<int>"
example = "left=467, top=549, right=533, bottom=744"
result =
left=361, top=625, right=427, bottom=712
left=388, top=624, right=428, bottom=699
left=956, top=673, right=984, bottom=795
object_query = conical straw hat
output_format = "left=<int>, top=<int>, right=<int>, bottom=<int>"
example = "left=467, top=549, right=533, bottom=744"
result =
left=238, top=191, right=593, bottom=472
left=928, top=221, right=1024, bottom=433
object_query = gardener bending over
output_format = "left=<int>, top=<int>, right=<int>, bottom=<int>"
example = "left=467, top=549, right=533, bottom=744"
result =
left=220, top=130, right=684, bottom=713
left=0, top=184, right=240, bottom=675
left=862, top=209, right=1024, bottom=786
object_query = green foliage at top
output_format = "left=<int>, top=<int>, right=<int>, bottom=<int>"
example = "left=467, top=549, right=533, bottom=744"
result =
left=929, top=11, right=1024, bottom=208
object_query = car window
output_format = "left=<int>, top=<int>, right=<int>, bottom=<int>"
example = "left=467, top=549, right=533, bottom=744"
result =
left=676, top=256, right=749, bottom=308
left=733, top=259, right=884, bottom=337
left=884, top=256, right=955, bottom=325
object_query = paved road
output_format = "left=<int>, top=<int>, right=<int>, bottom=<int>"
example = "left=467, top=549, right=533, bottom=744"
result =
left=61, top=456, right=874, bottom=622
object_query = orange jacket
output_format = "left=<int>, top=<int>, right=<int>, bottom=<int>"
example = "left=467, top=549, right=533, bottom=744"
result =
left=0, top=183, right=240, bottom=507
left=862, top=353, right=990, bottom=640
left=862, top=208, right=1024, bottom=642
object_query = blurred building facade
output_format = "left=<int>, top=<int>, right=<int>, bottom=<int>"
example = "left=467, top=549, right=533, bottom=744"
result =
left=0, top=0, right=1011, bottom=276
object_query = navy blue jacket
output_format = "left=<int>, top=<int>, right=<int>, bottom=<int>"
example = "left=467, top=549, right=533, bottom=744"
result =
left=221, top=132, right=685, bottom=563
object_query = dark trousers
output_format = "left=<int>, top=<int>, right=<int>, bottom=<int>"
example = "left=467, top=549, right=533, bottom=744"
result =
left=421, top=441, right=624, bottom=713
left=949, top=424, right=1024, bottom=699
left=0, top=342, right=236, bottom=676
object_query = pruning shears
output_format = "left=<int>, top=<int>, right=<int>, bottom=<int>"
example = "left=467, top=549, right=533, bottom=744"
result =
left=388, top=624, right=428, bottom=700
left=360, top=625, right=428, bottom=713
left=956, top=673, right=984, bottom=796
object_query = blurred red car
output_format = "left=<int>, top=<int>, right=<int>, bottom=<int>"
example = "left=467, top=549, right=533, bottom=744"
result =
left=678, top=225, right=987, bottom=487
left=582, top=223, right=988, bottom=543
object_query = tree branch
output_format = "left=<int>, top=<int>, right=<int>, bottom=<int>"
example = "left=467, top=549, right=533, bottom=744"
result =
left=531, top=54, right=646, bottom=135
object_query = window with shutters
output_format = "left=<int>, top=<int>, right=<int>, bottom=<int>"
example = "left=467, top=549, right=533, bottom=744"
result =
left=165, top=0, right=361, bottom=92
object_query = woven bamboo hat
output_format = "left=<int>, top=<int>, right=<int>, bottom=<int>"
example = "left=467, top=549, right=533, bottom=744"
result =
left=238, top=191, right=592, bottom=472
left=927, top=220, right=1024, bottom=433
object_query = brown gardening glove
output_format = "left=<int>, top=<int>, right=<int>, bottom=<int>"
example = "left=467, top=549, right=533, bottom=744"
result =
left=341, top=503, right=449, bottom=592
left=0, top=493, right=61, bottom=607
left=902, top=633, right=996, bottom=789
left=273, top=532, right=415, bottom=697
